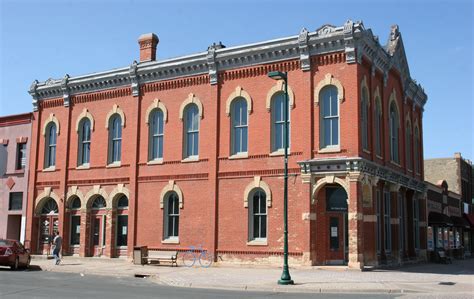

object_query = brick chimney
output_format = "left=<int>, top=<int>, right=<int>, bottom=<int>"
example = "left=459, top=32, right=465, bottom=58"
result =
left=138, top=33, right=159, bottom=62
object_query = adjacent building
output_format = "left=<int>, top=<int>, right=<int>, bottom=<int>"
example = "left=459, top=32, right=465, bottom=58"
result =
left=0, top=113, right=32, bottom=243
left=425, top=153, right=474, bottom=257
left=25, top=20, right=428, bottom=269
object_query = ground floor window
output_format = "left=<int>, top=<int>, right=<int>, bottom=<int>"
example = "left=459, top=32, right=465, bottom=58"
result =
left=376, top=190, right=381, bottom=254
left=116, top=215, right=128, bottom=246
left=384, top=190, right=391, bottom=252
left=413, top=198, right=420, bottom=250
left=249, top=189, right=267, bottom=241
left=70, top=215, right=80, bottom=245
left=163, top=192, right=179, bottom=239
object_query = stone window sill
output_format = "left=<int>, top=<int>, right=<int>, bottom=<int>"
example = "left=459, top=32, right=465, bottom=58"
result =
left=269, top=149, right=288, bottom=157
left=181, top=156, right=199, bottom=163
left=389, top=161, right=401, bottom=167
left=106, top=162, right=121, bottom=168
left=362, top=149, right=371, bottom=154
left=229, top=152, right=248, bottom=160
left=76, top=164, right=90, bottom=170
left=162, top=238, right=179, bottom=244
left=6, top=169, right=25, bottom=175
left=42, top=166, right=56, bottom=172
left=318, top=146, right=341, bottom=154
left=147, top=159, right=163, bottom=165
left=375, top=154, right=383, bottom=160
left=247, top=240, right=268, bottom=246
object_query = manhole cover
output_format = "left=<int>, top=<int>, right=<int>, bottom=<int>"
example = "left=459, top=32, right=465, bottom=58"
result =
left=439, top=282, right=456, bottom=286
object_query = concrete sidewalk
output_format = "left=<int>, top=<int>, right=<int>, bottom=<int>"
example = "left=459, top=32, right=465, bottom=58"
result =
left=31, top=256, right=474, bottom=295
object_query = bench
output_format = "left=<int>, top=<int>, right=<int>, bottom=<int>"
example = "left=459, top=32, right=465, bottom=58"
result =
left=435, top=247, right=452, bottom=264
left=144, top=250, right=178, bottom=267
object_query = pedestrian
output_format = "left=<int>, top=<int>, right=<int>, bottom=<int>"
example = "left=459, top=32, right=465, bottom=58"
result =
left=52, top=231, right=62, bottom=265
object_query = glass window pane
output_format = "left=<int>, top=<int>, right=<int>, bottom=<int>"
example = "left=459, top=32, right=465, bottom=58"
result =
left=242, top=127, right=248, bottom=152
left=261, top=215, right=267, bottom=238
left=323, top=91, right=330, bottom=117
left=324, top=119, right=331, bottom=146
left=331, top=90, right=338, bottom=116
left=332, top=118, right=339, bottom=145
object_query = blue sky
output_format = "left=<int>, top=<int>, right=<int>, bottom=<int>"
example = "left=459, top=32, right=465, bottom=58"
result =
left=0, top=0, right=472, bottom=160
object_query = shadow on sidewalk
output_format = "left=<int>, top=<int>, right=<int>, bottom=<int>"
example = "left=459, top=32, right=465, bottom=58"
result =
left=372, top=259, right=474, bottom=275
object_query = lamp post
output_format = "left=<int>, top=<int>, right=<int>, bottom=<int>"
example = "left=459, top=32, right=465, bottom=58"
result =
left=267, top=71, right=294, bottom=285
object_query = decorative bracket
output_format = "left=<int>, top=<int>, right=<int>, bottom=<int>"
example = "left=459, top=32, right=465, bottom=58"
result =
left=298, top=28, right=310, bottom=71
left=129, top=60, right=139, bottom=97
left=206, top=42, right=223, bottom=85
left=61, top=74, right=70, bottom=107
left=29, top=80, right=39, bottom=112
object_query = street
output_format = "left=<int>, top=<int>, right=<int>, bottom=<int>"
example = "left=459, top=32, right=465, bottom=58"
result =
left=0, top=268, right=396, bottom=299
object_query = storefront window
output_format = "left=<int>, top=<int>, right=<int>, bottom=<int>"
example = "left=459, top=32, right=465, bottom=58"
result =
left=443, top=228, right=449, bottom=249
left=449, top=230, right=454, bottom=249
left=437, top=228, right=443, bottom=248
left=455, top=230, right=460, bottom=248
left=427, top=226, right=434, bottom=251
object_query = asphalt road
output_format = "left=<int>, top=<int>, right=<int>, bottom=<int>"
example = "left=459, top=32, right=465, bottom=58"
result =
left=0, top=267, right=396, bottom=299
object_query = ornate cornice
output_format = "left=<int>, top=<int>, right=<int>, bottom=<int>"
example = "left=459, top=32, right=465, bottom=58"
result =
left=298, top=157, right=426, bottom=193
left=29, top=20, right=427, bottom=110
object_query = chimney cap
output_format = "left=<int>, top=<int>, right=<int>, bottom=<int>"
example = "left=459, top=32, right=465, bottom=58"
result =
left=138, top=33, right=159, bottom=43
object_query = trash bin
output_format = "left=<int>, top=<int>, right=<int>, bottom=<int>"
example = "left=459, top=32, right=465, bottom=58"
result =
left=133, top=246, right=147, bottom=265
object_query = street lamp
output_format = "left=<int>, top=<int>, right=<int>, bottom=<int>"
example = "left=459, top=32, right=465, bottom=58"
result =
left=267, top=71, right=294, bottom=285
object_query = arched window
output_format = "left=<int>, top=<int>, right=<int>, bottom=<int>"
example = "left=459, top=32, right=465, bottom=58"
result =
left=45, top=123, right=57, bottom=168
left=248, top=189, right=267, bottom=241
left=231, top=98, right=248, bottom=155
left=374, top=98, right=382, bottom=156
left=320, top=86, right=339, bottom=148
left=414, top=126, right=420, bottom=173
left=78, top=119, right=91, bottom=166
left=389, top=102, right=399, bottom=163
left=91, top=196, right=107, bottom=209
left=41, top=198, right=58, bottom=214
left=70, top=197, right=81, bottom=209
left=117, top=195, right=129, bottom=209
left=361, top=88, right=369, bottom=150
left=149, top=109, right=164, bottom=161
left=183, top=104, right=199, bottom=158
left=163, top=192, right=179, bottom=239
left=405, top=121, right=412, bottom=170
left=108, top=114, right=122, bottom=164
left=271, top=92, right=290, bottom=152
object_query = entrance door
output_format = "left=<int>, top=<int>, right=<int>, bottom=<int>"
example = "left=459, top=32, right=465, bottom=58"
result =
left=328, top=214, right=346, bottom=264
left=39, top=215, right=59, bottom=255
left=90, top=215, right=105, bottom=257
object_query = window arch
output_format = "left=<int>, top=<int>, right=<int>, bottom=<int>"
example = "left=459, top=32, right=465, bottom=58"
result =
left=405, top=119, right=412, bottom=170
left=230, top=97, right=248, bottom=155
left=183, top=104, right=199, bottom=158
left=108, top=114, right=122, bottom=164
left=271, top=92, right=290, bottom=152
left=361, top=86, right=369, bottom=150
left=389, top=100, right=400, bottom=163
left=78, top=118, right=91, bottom=166
left=117, top=195, right=129, bottom=209
left=149, top=109, right=164, bottom=161
left=248, top=188, right=267, bottom=241
left=70, top=196, right=81, bottom=209
left=414, top=125, right=420, bottom=173
left=41, top=198, right=58, bottom=215
left=44, top=123, right=57, bottom=168
left=163, top=192, right=179, bottom=240
left=91, top=196, right=107, bottom=209
left=320, top=86, right=339, bottom=148
left=374, top=93, right=383, bottom=156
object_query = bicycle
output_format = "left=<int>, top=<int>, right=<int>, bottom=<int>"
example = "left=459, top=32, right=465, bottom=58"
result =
left=181, top=245, right=214, bottom=268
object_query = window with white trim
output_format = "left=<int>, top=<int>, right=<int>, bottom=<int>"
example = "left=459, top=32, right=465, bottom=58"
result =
left=45, top=123, right=57, bottom=168
left=248, top=189, right=267, bottom=241
left=405, top=121, right=412, bottom=170
left=389, top=102, right=399, bottom=163
left=183, top=104, right=199, bottom=158
left=271, top=92, right=290, bottom=152
left=163, top=192, right=179, bottom=239
left=149, top=109, right=164, bottom=161
left=320, top=86, right=339, bottom=148
left=361, top=87, right=369, bottom=150
left=374, top=98, right=382, bottom=156
left=414, top=126, right=420, bottom=173
left=78, top=118, right=91, bottom=166
left=108, top=114, right=122, bottom=164
left=231, top=98, right=248, bottom=155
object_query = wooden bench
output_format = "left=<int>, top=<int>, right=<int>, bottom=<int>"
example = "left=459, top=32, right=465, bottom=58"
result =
left=144, top=250, right=178, bottom=267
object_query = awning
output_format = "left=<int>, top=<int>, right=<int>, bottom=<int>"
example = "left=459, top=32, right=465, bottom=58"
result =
left=463, top=213, right=474, bottom=228
left=428, top=212, right=453, bottom=226
left=450, top=216, right=470, bottom=228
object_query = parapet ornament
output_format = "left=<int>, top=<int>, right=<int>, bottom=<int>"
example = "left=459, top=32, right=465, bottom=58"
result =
left=61, top=74, right=70, bottom=107
left=206, top=43, right=218, bottom=85
left=129, top=60, right=139, bottom=97
left=298, top=28, right=310, bottom=71
left=29, top=80, right=39, bottom=112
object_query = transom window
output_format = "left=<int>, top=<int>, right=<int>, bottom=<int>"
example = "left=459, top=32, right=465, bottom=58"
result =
left=70, top=197, right=81, bottom=209
left=183, top=104, right=199, bottom=158
left=92, top=196, right=107, bottom=209
left=249, top=189, right=267, bottom=241
left=163, top=192, right=179, bottom=239
left=271, top=92, right=290, bottom=152
left=78, top=118, right=91, bottom=166
left=108, top=114, right=122, bottom=163
left=117, top=195, right=129, bottom=209
left=149, top=109, right=164, bottom=161
left=320, top=86, right=339, bottom=148
left=389, top=102, right=399, bottom=163
left=41, top=198, right=58, bottom=215
left=45, top=123, right=57, bottom=168
left=231, top=98, right=248, bottom=155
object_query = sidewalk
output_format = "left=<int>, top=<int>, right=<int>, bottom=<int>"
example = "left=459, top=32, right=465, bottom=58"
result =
left=32, top=256, right=474, bottom=295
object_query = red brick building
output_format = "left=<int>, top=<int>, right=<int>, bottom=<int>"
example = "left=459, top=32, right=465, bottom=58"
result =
left=25, top=21, right=427, bottom=268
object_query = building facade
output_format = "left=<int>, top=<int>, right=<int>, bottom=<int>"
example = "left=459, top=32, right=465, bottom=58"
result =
left=0, top=113, right=32, bottom=243
left=25, top=21, right=428, bottom=268
left=425, top=153, right=474, bottom=257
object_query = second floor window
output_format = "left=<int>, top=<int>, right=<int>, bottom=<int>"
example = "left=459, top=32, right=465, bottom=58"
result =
left=149, top=109, right=164, bottom=160
left=108, top=115, right=122, bottom=164
left=414, top=126, right=420, bottom=173
left=78, top=119, right=91, bottom=166
left=231, top=98, right=248, bottom=155
left=271, top=92, right=290, bottom=152
left=184, top=104, right=199, bottom=158
left=16, top=143, right=27, bottom=170
left=320, top=86, right=339, bottom=148
left=405, top=122, right=412, bottom=170
left=45, top=123, right=57, bottom=168
left=361, top=87, right=369, bottom=150
left=389, top=102, right=399, bottom=163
